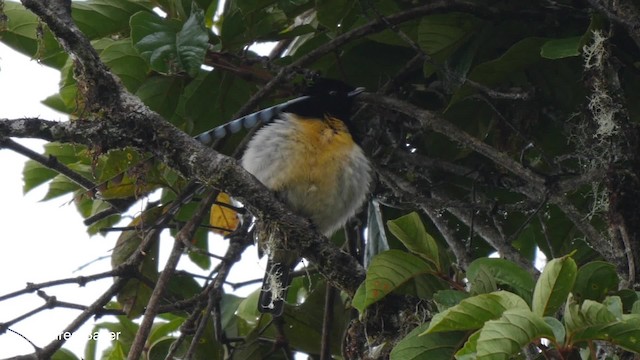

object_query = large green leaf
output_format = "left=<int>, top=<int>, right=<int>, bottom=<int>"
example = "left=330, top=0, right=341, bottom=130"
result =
left=390, top=322, right=466, bottom=360
left=532, top=255, right=577, bottom=317
left=100, top=39, right=149, bottom=92
left=352, top=250, right=435, bottom=312
left=468, top=261, right=498, bottom=295
left=42, top=173, right=82, bottom=200
left=433, top=290, right=470, bottom=312
left=424, top=291, right=529, bottom=334
left=467, top=258, right=535, bottom=304
left=564, top=295, right=617, bottom=333
left=0, top=2, right=67, bottom=68
left=540, top=36, right=582, bottom=59
left=135, top=75, right=186, bottom=119
left=72, top=0, right=152, bottom=39
left=476, top=309, right=555, bottom=360
left=173, top=69, right=255, bottom=134
left=566, top=295, right=640, bottom=352
left=573, top=261, right=619, bottom=302
left=147, top=317, right=184, bottom=346
left=455, top=330, right=481, bottom=360
left=571, top=314, right=640, bottom=353
left=43, top=59, right=79, bottom=115
left=417, top=12, right=482, bottom=57
left=130, top=6, right=208, bottom=76
left=22, top=160, right=58, bottom=194
left=387, top=212, right=440, bottom=269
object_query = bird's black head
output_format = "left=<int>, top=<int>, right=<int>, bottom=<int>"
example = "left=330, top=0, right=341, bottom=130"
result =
left=283, top=78, right=364, bottom=124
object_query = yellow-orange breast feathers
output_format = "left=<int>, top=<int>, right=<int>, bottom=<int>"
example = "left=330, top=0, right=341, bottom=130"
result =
left=241, top=113, right=371, bottom=236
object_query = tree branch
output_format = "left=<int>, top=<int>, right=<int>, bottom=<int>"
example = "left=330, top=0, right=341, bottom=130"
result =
left=359, top=93, right=548, bottom=193
left=587, top=0, right=640, bottom=48
left=21, top=0, right=124, bottom=110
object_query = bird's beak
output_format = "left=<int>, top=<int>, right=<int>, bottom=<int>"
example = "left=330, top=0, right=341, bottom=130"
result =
left=348, top=87, right=366, bottom=97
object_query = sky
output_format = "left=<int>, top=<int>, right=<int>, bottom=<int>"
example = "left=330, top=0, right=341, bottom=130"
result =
left=0, top=42, right=264, bottom=358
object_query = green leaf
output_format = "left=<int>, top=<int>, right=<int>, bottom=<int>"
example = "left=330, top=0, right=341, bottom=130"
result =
left=603, top=296, right=623, bottom=321
left=52, top=348, right=80, bottom=360
left=571, top=310, right=640, bottom=353
left=22, top=160, right=58, bottom=194
left=1, top=2, right=67, bottom=68
left=351, top=282, right=367, bottom=313
left=467, top=262, right=498, bottom=295
left=130, top=6, right=208, bottom=76
left=455, top=330, right=480, bottom=360
left=100, top=39, right=150, bottom=92
left=544, top=317, right=566, bottom=345
left=390, top=322, right=466, bottom=360
left=387, top=212, right=440, bottom=269
left=72, top=0, right=152, bottom=39
left=280, top=279, right=350, bottom=356
left=632, top=300, right=640, bottom=315
left=417, top=12, right=482, bottom=56
left=42, top=174, right=81, bottom=200
left=395, top=272, right=449, bottom=300
left=532, top=255, right=577, bottom=317
left=476, top=309, right=555, bottom=360
left=433, top=290, right=470, bottom=312
left=564, top=295, right=617, bottom=333
left=236, top=277, right=347, bottom=355
left=103, top=340, right=126, bottom=360
left=147, top=318, right=222, bottom=359
left=353, top=250, right=435, bottom=312
left=540, top=36, right=582, bottom=59
left=42, top=142, right=88, bottom=164
left=135, top=75, right=186, bottom=119
left=467, top=258, right=535, bottom=304
left=174, top=70, right=254, bottom=134
left=43, top=59, right=80, bottom=115
left=148, top=318, right=184, bottom=346
left=236, top=290, right=261, bottom=325
left=220, top=294, right=245, bottom=331
left=424, top=291, right=529, bottom=334
left=573, top=261, right=619, bottom=302
left=165, top=271, right=203, bottom=303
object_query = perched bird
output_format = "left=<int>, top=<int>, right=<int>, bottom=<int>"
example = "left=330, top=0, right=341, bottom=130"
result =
left=197, top=78, right=372, bottom=316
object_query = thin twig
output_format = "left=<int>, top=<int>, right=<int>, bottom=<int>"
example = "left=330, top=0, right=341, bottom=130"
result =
left=320, top=284, right=336, bottom=360
left=0, top=138, right=131, bottom=213
left=0, top=270, right=117, bottom=302
left=127, top=238, right=184, bottom=360
left=36, top=278, right=128, bottom=358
